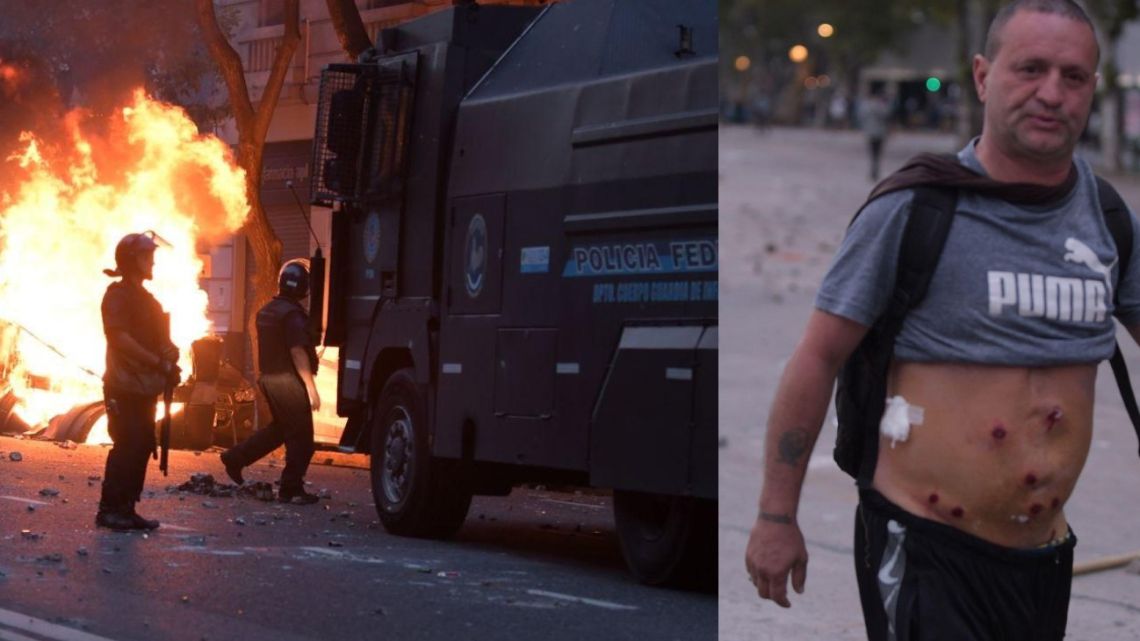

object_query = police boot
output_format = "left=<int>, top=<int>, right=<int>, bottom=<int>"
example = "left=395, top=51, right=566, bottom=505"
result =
left=95, top=504, right=136, bottom=531
left=220, top=450, right=245, bottom=485
left=128, top=503, right=160, bottom=530
left=278, top=485, right=320, bottom=505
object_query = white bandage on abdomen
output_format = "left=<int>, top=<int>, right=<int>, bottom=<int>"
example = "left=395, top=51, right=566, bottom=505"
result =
left=880, top=395, right=925, bottom=448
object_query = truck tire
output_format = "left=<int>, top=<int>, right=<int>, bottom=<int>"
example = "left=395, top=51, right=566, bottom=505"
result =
left=613, top=491, right=715, bottom=589
left=370, top=368, right=472, bottom=538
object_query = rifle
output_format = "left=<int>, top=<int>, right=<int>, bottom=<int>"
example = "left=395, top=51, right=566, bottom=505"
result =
left=160, top=382, right=172, bottom=476
left=158, top=312, right=178, bottom=476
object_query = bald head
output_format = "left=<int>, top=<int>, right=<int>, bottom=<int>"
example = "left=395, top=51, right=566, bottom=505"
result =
left=984, top=0, right=1099, bottom=62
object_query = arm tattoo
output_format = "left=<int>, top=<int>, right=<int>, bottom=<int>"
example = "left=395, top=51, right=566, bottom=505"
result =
left=759, top=512, right=793, bottom=525
left=776, top=428, right=811, bottom=466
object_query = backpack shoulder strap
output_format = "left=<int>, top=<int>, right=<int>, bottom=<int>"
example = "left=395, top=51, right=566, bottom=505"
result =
left=1098, top=176, right=1131, bottom=293
left=852, top=185, right=958, bottom=486
left=1096, top=175, right=1140, bottom=458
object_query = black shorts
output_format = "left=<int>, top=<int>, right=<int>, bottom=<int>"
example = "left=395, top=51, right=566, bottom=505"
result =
left=854, top=489, right=1076, bottom=641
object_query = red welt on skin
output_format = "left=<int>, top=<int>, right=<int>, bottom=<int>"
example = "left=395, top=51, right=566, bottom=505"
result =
left=1030, top=503, right=1044, bottom=515
left=1024, top=473, right=1037, bottom=486
left=1051, top=497, right=1060, bottom=509
left=992, top=425, right=1007, bottom=440
left=1046, top=407, right=1063, bottom=430
left=928, top=493, right=939, bottom=505
left=951, top=507, right=964, bottom=518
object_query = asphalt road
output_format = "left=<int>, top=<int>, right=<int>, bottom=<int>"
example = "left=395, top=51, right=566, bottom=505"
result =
left=0, top=436, right=714, bottom=641
left=719, top=125, right=1140, bottom=641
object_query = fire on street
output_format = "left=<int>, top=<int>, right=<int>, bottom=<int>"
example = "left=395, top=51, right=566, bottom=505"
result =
left=0, top=436, right=713, bottom=641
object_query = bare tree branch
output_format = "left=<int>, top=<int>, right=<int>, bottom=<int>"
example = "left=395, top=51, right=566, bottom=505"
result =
left=326, top=0, right=374, bottom=59
left=252, top=0, right=301, bottom=144
left=194, top=0, right=254, bottom=130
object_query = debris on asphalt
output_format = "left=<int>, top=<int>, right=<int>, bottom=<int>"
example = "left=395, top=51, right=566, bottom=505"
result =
left=39, top=488, right=60, bottom=497
left=327, top=541, right=343, bottom=548
left=202, top=501, right=220, bottom=509
left=436, top=571, right=459, bottom=578
left=77, top=547, right=89, bottom=557
left=180, top=595, right=190, bottom=604
left=9, top=451, right=22, bottom=462
left=405, top=564, right=433, bottom=574
left=174, top=474, right=275, bottom=502
left=36, top=553, right=63, bottom=563
left=234, top=517, right=246, bottom=526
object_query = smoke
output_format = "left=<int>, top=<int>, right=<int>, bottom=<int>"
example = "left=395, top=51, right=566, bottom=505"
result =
left=0, top=1, right=224, bottom=156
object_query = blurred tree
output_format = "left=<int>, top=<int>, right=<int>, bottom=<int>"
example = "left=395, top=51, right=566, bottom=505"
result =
left=1085, top=0, right=1139, bottom=171
left=719, top=0, right=957, bottom=124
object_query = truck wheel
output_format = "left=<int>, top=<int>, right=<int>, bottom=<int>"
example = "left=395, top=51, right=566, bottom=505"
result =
left=369, top=368, right=472, bottom=538
left=613, top=491, right=715, bottom=589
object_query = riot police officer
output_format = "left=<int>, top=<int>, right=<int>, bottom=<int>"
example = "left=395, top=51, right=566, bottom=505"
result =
left=221, top=259, right=321, bottom=504
left=98, top=232, right=180, bottom=531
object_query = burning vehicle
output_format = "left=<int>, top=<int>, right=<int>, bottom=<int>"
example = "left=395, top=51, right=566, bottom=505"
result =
left=0, top=89, right=253, bottom=451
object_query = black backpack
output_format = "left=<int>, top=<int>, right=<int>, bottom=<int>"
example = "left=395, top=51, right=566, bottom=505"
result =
left=833, top=177, right=1140, bottom=487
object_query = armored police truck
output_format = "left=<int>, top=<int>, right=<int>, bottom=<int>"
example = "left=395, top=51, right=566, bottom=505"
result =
left=309, top=0, right=717, bottom=586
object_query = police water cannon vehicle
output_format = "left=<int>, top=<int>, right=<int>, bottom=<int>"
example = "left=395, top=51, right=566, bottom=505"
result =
left=307, top=0, right=717, bottom=586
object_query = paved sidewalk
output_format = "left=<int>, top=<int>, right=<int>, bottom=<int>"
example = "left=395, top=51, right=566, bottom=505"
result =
left=719, top=125, right=1140, bottom=641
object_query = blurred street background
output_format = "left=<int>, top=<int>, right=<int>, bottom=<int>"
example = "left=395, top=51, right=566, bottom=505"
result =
left=718, top=0, right=1140, bottom=173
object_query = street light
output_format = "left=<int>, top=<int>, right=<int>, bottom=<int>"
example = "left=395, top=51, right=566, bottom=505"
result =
left=818, top=23, right=834, bottom=38
left=788, top=44, right=809, bottom=63
left=735, top=55, right=751, bottom=72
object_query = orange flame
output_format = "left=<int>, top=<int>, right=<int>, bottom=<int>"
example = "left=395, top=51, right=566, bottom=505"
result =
left=0, top=89, right=249, bottom=429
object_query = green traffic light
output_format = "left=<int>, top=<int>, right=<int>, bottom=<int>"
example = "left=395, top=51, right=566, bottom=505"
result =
left=926, top=77, right=942, bottom=92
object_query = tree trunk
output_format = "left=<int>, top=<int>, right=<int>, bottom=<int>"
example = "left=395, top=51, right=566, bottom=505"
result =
left=1101, top=86, right=1122, bottom=173
left=956, top=0, right=982, bottom=147
left=196, top=0, right=300, bottom=420
left=326, top=0, right=373, bottom=59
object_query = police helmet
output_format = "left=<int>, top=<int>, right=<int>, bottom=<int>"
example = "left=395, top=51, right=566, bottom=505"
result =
left=278, top=258, right=310, bottom=300
left=104, top=232, right=159, bottom=277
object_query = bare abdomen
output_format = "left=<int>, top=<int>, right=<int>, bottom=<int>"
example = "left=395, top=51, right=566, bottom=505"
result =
left=872, top=361, right=1096, bottom=548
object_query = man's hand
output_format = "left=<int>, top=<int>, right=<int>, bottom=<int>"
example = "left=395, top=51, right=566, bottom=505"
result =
left=745, top=512, right=808, bottom=608
left=308, top=385, right=321, bottom=411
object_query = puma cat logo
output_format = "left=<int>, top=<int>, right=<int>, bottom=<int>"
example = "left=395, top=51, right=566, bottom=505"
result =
left=1063, top=237, right=1115, bottom=296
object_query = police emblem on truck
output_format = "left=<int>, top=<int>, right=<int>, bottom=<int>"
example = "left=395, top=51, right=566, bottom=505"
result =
left=464, top=214, right=487, bottom=298
left=363, top=211, right=381, bottom=264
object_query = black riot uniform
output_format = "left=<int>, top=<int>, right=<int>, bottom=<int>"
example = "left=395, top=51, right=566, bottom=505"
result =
left=98, top=232, right=180, bottom=531
left=221, top=260, right=321, bottom=504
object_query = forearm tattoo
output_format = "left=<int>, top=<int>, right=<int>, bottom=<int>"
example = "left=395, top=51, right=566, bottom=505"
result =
left=759, top=512, right=793, bottom=525
left=776, top=428, right=811, bottom=466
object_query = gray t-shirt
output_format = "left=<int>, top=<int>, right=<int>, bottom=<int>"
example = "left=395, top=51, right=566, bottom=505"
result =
left=815, top=141, right=1140, bottom=366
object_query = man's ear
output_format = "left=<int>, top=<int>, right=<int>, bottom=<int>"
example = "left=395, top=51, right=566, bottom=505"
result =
left=973, top=54, right=990, bottom=102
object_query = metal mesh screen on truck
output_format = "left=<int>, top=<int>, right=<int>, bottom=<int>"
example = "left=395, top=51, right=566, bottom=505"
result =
left=310, top=54, right=417, bottom=206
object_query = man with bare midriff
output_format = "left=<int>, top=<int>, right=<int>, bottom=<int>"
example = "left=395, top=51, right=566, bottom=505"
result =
left=744, top=2, right=1140, bottom=639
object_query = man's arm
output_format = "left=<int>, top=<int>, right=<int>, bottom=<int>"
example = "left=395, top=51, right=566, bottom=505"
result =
left=291, top=346, right=320, bottom=411
left=745, top=309, right=869, bottom=608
